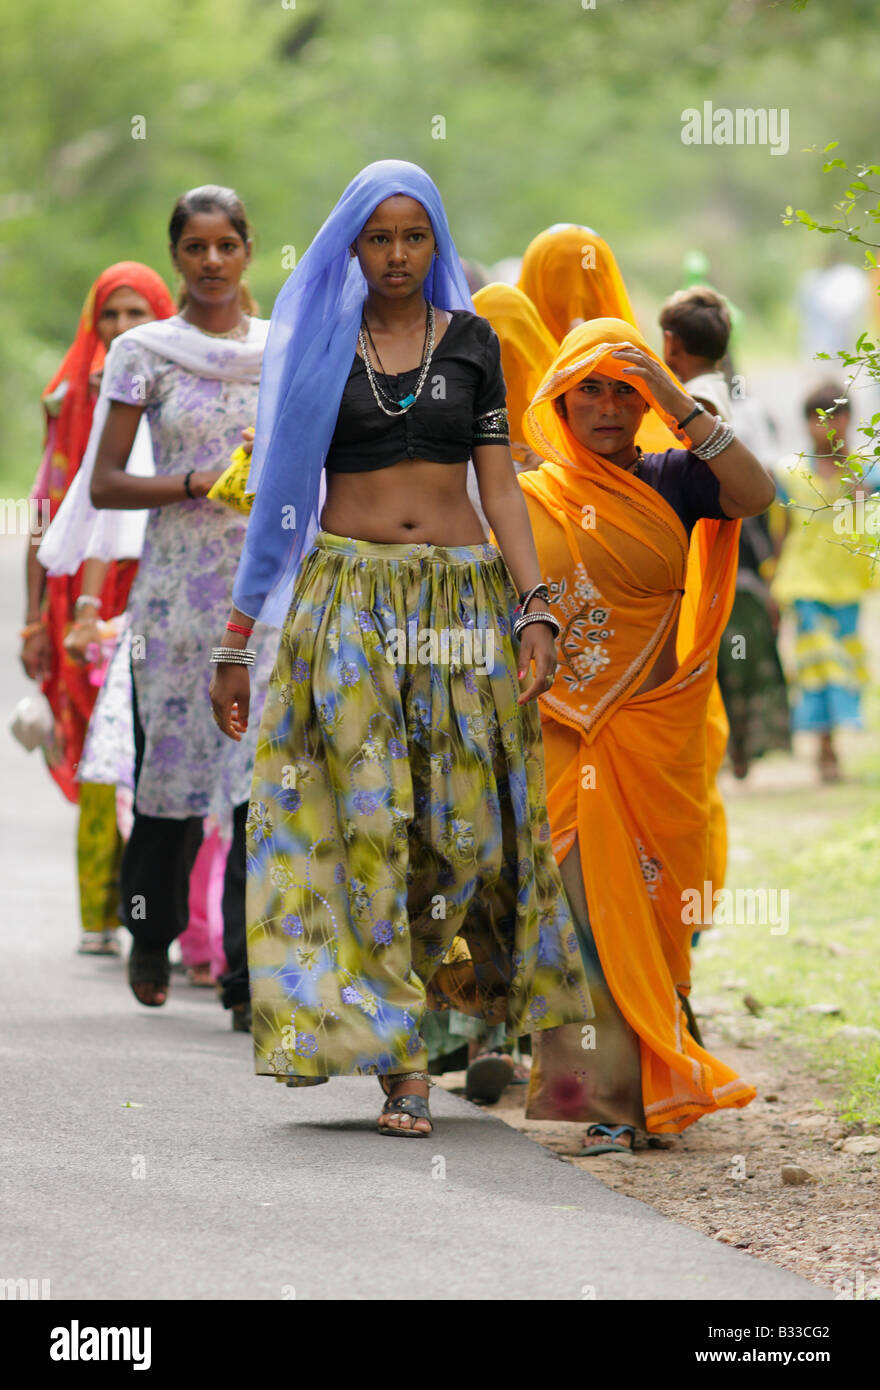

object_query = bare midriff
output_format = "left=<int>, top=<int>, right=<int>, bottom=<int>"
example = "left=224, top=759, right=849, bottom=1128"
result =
left=321, top=458, right=487, bottom=545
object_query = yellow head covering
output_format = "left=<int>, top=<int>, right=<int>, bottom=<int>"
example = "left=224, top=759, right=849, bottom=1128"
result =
left=472, top=283, right=556, bottom=461
left=517, top=224, right=637, bottom=344
left=523, top=316, right=679, bottom=466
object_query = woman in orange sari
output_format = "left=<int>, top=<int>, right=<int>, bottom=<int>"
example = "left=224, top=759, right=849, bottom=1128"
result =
left=517, top=318, right=773, bottom=1152
left=519, top=223, right=731, bottom=906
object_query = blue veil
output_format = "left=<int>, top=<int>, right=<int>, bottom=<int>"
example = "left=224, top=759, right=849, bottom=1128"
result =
left=233, top=159, right=475, bottom=626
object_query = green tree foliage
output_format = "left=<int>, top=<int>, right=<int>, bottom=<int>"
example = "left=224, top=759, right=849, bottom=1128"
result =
left=0, top=0, right=874, bottom=489
left=783, top=146, right=880, bottom=559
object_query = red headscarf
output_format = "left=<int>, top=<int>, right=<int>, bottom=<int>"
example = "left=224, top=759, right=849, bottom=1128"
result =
left=39, top=262, right=175, bottom=803
left=41, top=262, right=176, bottom=515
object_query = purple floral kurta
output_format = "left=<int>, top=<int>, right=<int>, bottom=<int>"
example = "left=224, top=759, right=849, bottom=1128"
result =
left=101, top=326, right=276, bottom=819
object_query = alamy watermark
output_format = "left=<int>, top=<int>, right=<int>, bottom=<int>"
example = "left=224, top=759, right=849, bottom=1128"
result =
left=681, top=880, right=790, bottom=934
left=681, top=101, right=789, bottom=156
left=833, top=491, right=880, bottom=536
left=0, top=497, right=51, bottom=544
left=385, top=623, right=496, bottom=675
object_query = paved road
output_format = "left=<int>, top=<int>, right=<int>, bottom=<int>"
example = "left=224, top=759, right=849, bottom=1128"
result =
left=0, top=535, right=826, bottom=1301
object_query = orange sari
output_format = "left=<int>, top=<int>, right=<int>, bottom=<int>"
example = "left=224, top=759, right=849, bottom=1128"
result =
left=517, top=224, right=637, bottom=341
left=518, top=320, right=755, bottom=1132
left=519, top=223, right=730, bottom=896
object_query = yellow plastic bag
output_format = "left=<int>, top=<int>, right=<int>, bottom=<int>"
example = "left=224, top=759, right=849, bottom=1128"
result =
left=208, top=445, right=254, bottom=515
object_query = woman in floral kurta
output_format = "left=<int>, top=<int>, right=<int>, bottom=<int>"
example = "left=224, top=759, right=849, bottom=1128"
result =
left=89, top=186, right=274, bottom=1012
left=101, top=325, right=275, bottom=818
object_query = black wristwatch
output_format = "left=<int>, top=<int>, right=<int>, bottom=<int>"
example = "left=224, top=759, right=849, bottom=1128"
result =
left=677, top=402, right=705, bottom=431
left=518, top=582, right=551, bottom=611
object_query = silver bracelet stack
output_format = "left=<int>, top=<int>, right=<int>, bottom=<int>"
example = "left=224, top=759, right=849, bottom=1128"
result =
left=692, top=416, right=736, bottom=460
left=513, top=609, right=561, bottom=640
left=210, top=647, right=256, bottom=667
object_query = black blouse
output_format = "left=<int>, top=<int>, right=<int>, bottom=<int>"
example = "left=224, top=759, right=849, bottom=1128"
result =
left=638, top=449, right=729, bottom=537
left=324, top=309, right=510, bottom=473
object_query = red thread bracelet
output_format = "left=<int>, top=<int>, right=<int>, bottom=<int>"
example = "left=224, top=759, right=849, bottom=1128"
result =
left=226, top=622, right=253, bottom=636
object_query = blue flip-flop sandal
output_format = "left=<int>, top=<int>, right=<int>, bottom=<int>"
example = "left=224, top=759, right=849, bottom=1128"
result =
left=577, top=1124, right=636, bottom=1157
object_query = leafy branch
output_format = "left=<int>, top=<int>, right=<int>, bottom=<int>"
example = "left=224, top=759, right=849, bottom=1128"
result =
left=781, top=146, right=880, bottom=557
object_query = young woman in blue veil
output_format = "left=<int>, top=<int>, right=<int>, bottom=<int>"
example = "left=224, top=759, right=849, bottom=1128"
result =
left=211, top=161, right=589, bottom=1137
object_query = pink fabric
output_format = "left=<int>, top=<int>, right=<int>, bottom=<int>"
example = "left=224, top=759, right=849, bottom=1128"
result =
left=179, top=823, right=230, bottom=978
left=31, top=416, right=57, bottom=503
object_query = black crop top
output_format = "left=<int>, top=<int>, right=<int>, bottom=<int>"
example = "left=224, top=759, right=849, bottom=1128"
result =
left=324, top=308, right=510, bottom=473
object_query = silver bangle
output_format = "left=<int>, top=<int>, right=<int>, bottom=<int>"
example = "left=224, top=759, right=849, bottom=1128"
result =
left=210, top=647, right=255, bottom=666
left=692, top=416, right=724, bottom=454
left=513, top=610, right=561, bottom=640
left=693, top=421, right=735, bottom=460
left=74, top=594, right=102, bottom=613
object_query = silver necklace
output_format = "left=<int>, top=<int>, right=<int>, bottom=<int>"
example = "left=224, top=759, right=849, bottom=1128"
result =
left=358, top=302, right=436, bottom=416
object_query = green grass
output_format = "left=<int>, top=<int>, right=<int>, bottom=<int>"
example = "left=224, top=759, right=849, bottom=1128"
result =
left=696, top=713, right=880, bottom=1129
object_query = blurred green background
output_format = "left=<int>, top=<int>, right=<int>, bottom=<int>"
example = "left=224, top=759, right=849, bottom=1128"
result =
left=1, top=0, right=874, bottom=493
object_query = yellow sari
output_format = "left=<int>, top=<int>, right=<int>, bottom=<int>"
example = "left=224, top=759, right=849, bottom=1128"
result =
left=518, top=319, right=755, bottom=1132
left=472, top=283, right=556, bottom=463
left=517, top=224, right=637, bottom=341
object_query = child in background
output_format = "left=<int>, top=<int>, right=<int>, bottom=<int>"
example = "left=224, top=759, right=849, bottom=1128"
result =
left=659, top=286, right=733, bottom=421
left=660, top=287, right=790, bottom=778
left=772, top=381, right=876, bottom=782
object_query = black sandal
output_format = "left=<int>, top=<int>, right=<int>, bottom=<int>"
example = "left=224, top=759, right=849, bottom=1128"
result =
left=378, top=1071, right=434, bottom=1138
left=127, top=945, right=170, bottom=1008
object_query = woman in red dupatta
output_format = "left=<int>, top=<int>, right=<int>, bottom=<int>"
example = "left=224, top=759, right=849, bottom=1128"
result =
left=517, top=319, right=773, bottom=1150
left=20, top=262, right=176, bottom=948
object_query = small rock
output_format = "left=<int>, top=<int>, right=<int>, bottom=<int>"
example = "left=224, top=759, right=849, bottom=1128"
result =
left=841, top=1136, right=880, bottom=1156
left=765, top=1093, right=779, bottom=1102
left=713, top=1228, right=737, bottom=1243
left=798, top=1114, right=832, bottom=1132
left=827, top=942, right=850, bottom=958
left=781, top=1164, right=813, bottom=1185
left=805, top=1003, right=843, bottom=1016
left=835, top=1025, right=880, bottom=1043
left=743, top=994, right=763, bottom=1016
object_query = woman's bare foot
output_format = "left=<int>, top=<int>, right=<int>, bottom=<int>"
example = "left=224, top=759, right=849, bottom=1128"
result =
left=131, top=981, right=168, bottom=1007
left=186, top=962, right=214, bottom=987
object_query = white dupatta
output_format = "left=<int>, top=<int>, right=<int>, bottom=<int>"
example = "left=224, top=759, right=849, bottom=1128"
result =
left=38, top=315, right=268, bottom=576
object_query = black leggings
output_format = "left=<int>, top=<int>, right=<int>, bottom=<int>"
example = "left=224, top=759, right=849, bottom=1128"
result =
left=120, top=671, right=250, bottom=1009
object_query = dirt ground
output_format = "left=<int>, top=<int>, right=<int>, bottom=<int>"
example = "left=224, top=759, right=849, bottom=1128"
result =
left=436, top=638, right=880, bottom=1299
left=437, top=1029, right=880, bottom=1298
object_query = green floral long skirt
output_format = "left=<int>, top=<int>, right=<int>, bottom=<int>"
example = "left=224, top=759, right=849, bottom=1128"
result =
left=245, top=532, right=590, bottom=1085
